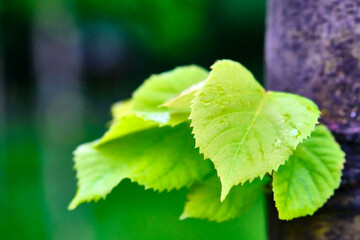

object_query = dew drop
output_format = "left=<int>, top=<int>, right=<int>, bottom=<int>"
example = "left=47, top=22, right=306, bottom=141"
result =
left=290, top=129, right=302, bottom=138
left=218, top=119, right=230, bottom=128
left=201, top=100, right=211, bottom=106
left=199, top=93, right=211, bottom=105
left=223, top=99, right=230, bottom=105
left=283, top=113, right=290, bottom=122
left=272, top=138, right=282, bottom=149
left=207, top=86, right=216, bottom=95
left=216, top=83, right=225, bottom=95
left=289, top=129, right=298, bottom=137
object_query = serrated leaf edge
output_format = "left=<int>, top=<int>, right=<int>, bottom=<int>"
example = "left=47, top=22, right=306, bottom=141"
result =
left=273, top=125, right=345, bottom=220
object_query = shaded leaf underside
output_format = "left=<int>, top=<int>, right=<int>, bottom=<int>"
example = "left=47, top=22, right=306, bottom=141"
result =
left=181, top=175, right=268, bottom=222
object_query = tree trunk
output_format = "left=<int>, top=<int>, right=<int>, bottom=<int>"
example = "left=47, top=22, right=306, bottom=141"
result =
left=265, top=0, right=360, bottom=239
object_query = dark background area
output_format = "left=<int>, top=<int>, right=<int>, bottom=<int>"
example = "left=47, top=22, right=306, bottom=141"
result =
left=0, top=0, right=268, bottom=239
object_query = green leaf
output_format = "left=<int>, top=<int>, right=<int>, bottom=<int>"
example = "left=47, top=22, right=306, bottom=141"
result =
left=181, top=175, right=267, bottom=222
left=111, top=99, right=133, bottom=120
left=132, top=65, right=208, bottom=112
left=110, top=99, right=176, bottom=125
left=161, top=81, right=204, bottom=112
left=96, top=113, right=158, bottom=146
left=69, top=140, right=128, bottom=210
left=125, top=65, right=208, bottom=126
left=69, top=123, right=212, bottom=210
left=98, top=110, right=193, bottom=147
left=101, top=96, right=191, bottom=146
left=110, top=98, right=188, bottom=127
left=96, top=66, right=207, bottom=146
left=272, top=125, right=345, bottom=220
left=190, top=60, right=320, bottom=201
left=99, top=99, right=170, bottom=146
left=134, top=111, right=190, bottom=126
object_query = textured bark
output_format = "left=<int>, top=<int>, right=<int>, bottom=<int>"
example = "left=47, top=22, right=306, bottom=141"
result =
left=265, top=0, right=360, bottom=239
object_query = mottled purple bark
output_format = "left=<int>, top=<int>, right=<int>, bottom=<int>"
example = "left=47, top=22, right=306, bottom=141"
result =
left=266, top=0, right=360, bottom=239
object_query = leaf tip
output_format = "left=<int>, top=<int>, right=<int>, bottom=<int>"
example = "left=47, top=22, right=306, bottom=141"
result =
left=220, top=185, right=231, bottom=202
left=179, top=212, right=188, bottom=221
left=68, top=197, right=80, bottom=211
left=67, top=203, right=76, bottom=211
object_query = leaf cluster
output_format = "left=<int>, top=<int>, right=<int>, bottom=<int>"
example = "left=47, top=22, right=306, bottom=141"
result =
left=69, top=60, right=345, bottom=222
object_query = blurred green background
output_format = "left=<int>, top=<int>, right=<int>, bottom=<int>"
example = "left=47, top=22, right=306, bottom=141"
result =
left=0, top=0, right=268, bottom=239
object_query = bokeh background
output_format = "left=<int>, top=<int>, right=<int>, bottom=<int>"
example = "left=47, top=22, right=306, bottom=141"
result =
left=1, top=0, right=268, bottom=239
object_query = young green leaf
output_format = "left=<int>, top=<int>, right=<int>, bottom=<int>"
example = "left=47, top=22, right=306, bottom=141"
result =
left=110, top=99, right=177, bottom=125
left=272, top=125, right=345, bottom=220
left=132, top=65, right=208, bottom=112
left=96, top=113, right=158, bottom=146
left=161, top=81, right=204, bottom=112
left=111, top=99, right=133, bottom=120
left=69, top=140, right=129, bottom=210
left=69, top=123, right=212, bottom=210
left=181, top=175, right=267, bottom=222
left=190, top=60, right=320, bottom=201
left=110, top=98, right=189, bottom=127
left=124, top=65, right=208, bottom=126
left=134, top=111, right=190, bottom=126
left=100, top=99, right=190, bottom=147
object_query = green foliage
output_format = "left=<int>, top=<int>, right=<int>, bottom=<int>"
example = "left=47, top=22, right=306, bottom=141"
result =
left=273, top=125, right=345, bottom=220
left=111, top=99, right=133, bottom=119
left=97, top=113, right=158, bottom=145
left=190, top=60, right=320, bottom=200
left=69, top=123, right=212, bottom=210
left=70, top=65, right=211, bottom=210
left=70, top=59, right=345, bottom=223
left=132, top=65, right=207, bottom=113
left=181, top=175, right=268, bottom=222
left=130, top=65, right=207, bottom=126
left=162, top=81, right=204, bottom=112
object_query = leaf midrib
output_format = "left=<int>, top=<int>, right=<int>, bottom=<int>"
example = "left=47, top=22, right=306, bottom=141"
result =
left=223, top=93, right=268, bottom=189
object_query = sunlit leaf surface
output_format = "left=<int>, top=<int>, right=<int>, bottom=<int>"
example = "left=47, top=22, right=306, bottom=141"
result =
left=190, top=60, right=319, bottom=200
